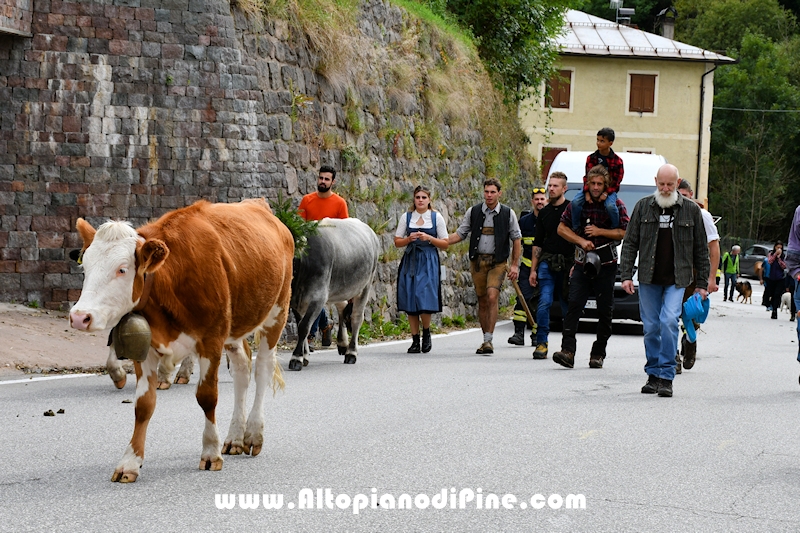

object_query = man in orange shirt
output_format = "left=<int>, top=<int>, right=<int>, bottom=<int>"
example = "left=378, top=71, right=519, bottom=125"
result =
left=299, top=165, right=349, bottom=221
left=298, top=165, right=349, bottom=347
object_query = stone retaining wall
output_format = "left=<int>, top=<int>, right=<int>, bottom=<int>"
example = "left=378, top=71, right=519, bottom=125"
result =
left=0, top=0, right=522, bottom=322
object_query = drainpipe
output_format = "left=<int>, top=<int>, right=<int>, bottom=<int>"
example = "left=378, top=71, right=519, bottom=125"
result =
left=697, top=64, right=717, bottom=206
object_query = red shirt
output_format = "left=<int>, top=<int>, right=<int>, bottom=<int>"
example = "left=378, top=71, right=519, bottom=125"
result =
left=298, top=193, right=349, bottom=221
left=585, top=149, right=624, bottom=194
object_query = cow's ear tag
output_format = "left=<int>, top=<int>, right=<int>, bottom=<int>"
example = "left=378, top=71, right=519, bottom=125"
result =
left=69, top=249, right=83, bottom=264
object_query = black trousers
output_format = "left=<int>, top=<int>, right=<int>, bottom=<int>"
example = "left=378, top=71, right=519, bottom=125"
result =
left=561, top=262, right=616, bottom=356
left=767, top=278, right=785, bottom=311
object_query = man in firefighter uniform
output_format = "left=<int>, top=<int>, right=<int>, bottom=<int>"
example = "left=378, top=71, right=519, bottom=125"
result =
left=508, top=187, right=548, bottom=346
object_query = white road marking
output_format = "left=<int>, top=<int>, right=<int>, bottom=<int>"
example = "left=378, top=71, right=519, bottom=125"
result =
left=0, top=325, right=497, bottom=385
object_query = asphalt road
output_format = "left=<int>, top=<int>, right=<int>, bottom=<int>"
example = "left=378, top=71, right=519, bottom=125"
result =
left=2, top=285, right=800, bottom=532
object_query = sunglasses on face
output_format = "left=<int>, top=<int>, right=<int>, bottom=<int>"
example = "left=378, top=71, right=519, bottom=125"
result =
left=415, top=196, right=428, bottom=199
left=532, top=188, right=546, bottom=194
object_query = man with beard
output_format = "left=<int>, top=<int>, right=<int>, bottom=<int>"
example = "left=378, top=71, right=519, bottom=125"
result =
left=508, top=186, right=548, bottom=346
left=299, top=165, right=349, bottom=221
left=552, top=166, right=628, bottom=369
left=298, top=165, right=349, bottom=348
left=620, top=164, right=709, bottom=398
left=529, top=172, right=573, bottom=360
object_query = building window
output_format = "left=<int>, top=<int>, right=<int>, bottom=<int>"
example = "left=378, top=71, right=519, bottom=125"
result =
left=629, top=74, right=657, bottom=113
left=546, top=70, right=572, bottom=110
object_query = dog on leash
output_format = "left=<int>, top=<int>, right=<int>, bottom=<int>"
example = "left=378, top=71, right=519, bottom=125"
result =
left=781, top=291, right=792, bottom=313
left=736, top=280, right=753, bottom=304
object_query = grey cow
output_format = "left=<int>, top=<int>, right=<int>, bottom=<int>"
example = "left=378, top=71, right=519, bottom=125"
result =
left=290, top=218, right=380, bottom=370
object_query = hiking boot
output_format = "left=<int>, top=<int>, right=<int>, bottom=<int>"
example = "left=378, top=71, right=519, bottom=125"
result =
left=321, top=324, right=333, bottom=347
left=641, top=374, right=659, bottom=394
left=476, top=341, right=494, bottom=355
left=533, top=342, right=548, bottom=359
left=407, top=334, right=421, bottom=354
left=507, top=321, right=526, bottom=345
left=675, top=352, right=682, bottom=374
left=589, top=353, right=604, bottom=369
left=658, top=378, right=673, bottom=397
left=421, top=328, right=432, bottom=353
left=553, top=350, right=575, bottom=368
left=682, top=337, right=697, bottom=369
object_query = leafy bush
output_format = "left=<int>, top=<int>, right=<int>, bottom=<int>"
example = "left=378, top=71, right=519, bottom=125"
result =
left=417, top=0, right=568, bottom=104
left=269, top=192, right=318, bottom=257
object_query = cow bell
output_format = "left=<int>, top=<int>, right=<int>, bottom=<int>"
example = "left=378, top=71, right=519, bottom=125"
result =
left=112, top=313, right=152, bottom=361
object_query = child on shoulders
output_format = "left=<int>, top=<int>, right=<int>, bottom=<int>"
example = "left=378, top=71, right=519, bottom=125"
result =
left=571, top=127, right=624, bottom=230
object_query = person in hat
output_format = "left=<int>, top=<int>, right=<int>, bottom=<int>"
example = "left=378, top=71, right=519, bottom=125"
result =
left=620, top=164, right=709, bottom=398
left=551, top=165, right=629, bottom=369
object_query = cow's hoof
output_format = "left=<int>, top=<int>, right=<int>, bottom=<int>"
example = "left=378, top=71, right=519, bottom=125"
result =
left=222, top=441, right=243, bottom=455
left=344, top=354, right=357, bottom=364
left=199, top=458, right=223, bottom=471
left=111, top=469, right=138, bottom=483
left=174, top=376, right=190, bottom=385
left=112, top=376, right=126, bottom=389
left=288, top=359, right=303, bottom=371
left=244, top=437, right=262, bottom=457
left=337, top=345, right=347, bottom=355
left=303, top=357, right=309, bottom=367
left=157, top=381, right=171, bottom=390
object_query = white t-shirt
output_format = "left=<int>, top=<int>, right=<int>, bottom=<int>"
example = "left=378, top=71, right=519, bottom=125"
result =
left=701, top=209, right=719, bottom=243
left=395, top=210, right=448, bottom=239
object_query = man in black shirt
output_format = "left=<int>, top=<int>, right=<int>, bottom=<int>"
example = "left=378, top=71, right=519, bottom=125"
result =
left=529, top=172, right=574, bottom=359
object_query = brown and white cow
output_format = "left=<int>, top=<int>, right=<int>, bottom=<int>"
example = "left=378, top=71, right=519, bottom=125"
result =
left=69, top=199, right=293, bottom=483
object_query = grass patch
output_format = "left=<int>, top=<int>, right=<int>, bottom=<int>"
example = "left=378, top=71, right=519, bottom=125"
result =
left=344, top=90, right=365, bottom=135
left=389, top=0, right=475, bottom=56
left=341, top=145, right=365, bottom=172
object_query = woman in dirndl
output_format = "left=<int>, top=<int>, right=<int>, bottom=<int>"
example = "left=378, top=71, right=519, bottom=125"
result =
left=394, top=185, right=449, bottom=353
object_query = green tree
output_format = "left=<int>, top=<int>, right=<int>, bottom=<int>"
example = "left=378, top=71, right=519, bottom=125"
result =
left=674, top=0, right=796, bottom=53
left=444, top=0, right=570, bottom=104
left=709, top=33, right=800, bottom=240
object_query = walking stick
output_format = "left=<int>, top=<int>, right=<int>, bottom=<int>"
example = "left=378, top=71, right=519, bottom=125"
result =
left=512, top=279, right=536, bottom=329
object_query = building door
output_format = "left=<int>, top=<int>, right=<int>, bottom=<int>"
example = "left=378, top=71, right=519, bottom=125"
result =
left=541, top=147, right=567, bottom=179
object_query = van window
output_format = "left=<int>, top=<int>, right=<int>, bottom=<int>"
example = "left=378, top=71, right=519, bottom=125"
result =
left=569, top=184, right=653, bottom=212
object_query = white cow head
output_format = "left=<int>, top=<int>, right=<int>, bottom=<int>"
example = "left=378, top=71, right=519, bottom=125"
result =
left=69, top=218, right=169, bottom=332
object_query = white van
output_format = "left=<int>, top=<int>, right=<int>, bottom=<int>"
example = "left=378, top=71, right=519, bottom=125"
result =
left=545, top=151, right=667, bottom=324
left=547, top=151, right=667, bottom=207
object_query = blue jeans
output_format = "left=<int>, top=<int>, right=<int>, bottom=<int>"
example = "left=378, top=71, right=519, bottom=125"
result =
left=571, top=191, right=620, bottom=229
left=535, top=261, right=569, bottom=345
left=639, top=283, right=684, bottom=381
left=724, top=273, right=737, bottom=300
left=794, top=280, right=800, bottom=363
left=309, top=308, right=328, bottom=338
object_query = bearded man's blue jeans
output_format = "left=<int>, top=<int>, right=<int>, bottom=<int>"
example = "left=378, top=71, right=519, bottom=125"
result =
left=639, top=283, right=684, bottom=381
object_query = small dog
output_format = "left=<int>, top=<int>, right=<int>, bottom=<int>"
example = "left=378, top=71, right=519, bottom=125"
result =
left=780, top=291, right=792, bottom=314
left=736, top=280, right=753, bottom=304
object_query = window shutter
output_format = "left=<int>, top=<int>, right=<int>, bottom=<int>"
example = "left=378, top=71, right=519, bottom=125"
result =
left=629, top=74, right=656, bottom=113
left=546, top=70, right=571, bottom=109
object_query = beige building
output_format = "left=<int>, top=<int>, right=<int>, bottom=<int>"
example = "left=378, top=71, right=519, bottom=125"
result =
left=520, top=10, right=735, bottom=202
